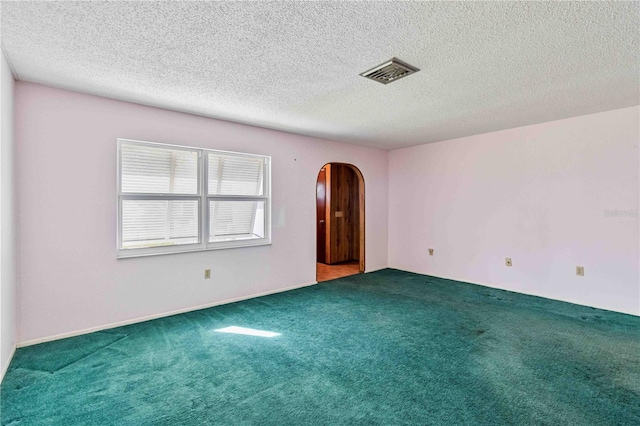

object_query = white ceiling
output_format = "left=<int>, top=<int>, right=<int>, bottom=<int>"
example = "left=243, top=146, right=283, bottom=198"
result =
left=1, top=1, right=638, bottom=150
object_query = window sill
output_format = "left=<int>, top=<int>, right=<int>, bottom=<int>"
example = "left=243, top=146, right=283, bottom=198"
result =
left=117, top=239, right=272, bottom=259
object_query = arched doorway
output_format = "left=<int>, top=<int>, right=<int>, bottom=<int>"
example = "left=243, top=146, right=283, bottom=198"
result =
left=316, top=163, right=365, bottom=282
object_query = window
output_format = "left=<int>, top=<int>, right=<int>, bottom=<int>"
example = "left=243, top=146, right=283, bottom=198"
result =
left=117, top=139, right=270, bottom=258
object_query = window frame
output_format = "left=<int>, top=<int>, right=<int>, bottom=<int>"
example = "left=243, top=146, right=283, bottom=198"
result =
left=117, top=138, right=271, bottom=259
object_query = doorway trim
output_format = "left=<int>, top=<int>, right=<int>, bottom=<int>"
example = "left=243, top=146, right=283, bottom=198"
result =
left=316, top=163, right=365, bottom=274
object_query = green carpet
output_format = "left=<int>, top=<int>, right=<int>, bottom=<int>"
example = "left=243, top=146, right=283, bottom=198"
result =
left=2, top=269, right=639, bottom=425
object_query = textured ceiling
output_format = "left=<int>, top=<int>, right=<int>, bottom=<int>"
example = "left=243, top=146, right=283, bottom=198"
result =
left=1, top=1, right=638, bottom=150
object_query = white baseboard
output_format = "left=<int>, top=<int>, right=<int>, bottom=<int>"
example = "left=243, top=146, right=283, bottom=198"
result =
left=365, top=267, right=388, bottom=274
left=1, top=344, right=17, bottom=384
left=18, top=281, right=318, bottom=348
left=390, top=267, right=639, bottom=317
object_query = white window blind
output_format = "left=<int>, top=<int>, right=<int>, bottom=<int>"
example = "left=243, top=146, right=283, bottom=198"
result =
left=209, top=200, right=265, bottom=242
left=121, top=144, right=198, bottom=194
left=207, top=153, right=266, bottom=243
left=121, top=200, right=199, bottom=248
left=117, top=139, right=270, bottom=258
left=208, top=154, right=264, bottom=196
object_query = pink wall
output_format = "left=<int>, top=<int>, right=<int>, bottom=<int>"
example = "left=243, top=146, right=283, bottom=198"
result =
left=16, top=82, right=389, bottom=344
left=1, top=51, right=17, bottom=377
left=389, top=106, right=639, bottom=315
left=14, top=81, right=639, bottom=346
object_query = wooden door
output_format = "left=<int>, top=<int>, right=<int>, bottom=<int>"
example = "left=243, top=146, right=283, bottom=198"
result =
left=328, top=164, right=359, bottom=264
left=316, top=168, right=327, bottom=263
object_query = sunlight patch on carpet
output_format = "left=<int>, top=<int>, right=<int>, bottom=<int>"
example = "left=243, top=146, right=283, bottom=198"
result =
left=214, top=326, right=280, bottom=337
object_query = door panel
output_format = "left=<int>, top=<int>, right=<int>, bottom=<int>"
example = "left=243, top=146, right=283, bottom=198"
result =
left=328, top=165, right=359, bottom=264
left=316, top=168, right=326, bottom=263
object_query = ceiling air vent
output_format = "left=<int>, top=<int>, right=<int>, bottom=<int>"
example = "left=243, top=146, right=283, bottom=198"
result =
left=360, top=58, right=420, bottom=85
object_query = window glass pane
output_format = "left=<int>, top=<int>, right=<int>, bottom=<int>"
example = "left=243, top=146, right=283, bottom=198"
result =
left=208, top=153, right=264, bottom=196
left=121, top=144, right=198, bottom=194
left=209, top=200, right=265, bottom=242
left=122, top=200, right=199, bottom=249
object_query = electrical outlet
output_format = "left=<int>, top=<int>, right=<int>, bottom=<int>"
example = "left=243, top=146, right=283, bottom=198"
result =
left=505, top=258, right=512, bottom=267
left=204, top=269, right=211, bottom=279
left=428, top=248, right=434, bottom=256
left=576, top=266, right=584, bottom=276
